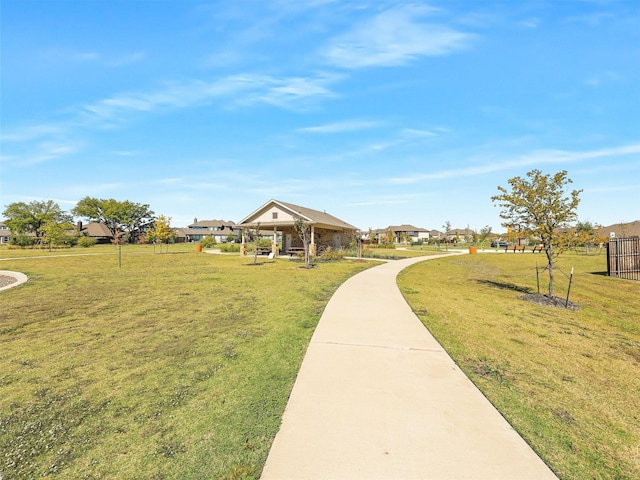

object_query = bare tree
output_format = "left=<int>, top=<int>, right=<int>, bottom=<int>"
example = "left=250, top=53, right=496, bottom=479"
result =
left=442, top=221, right=452, bottom=251
left=294, top=217, right=311, bottom=268
left=244, top=222, right=262, bottom=265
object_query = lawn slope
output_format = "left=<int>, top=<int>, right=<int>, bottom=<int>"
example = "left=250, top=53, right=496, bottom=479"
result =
left=0, top=245, right=374, bottom=479
left=398, top=252, right=640, bottom=480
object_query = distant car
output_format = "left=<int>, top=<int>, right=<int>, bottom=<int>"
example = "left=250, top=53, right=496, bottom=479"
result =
left=491, top=240, right=508, bottom=248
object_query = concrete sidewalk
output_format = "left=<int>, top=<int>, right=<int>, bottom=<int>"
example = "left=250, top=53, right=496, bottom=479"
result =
left=260, top=254, right=558, bottom=479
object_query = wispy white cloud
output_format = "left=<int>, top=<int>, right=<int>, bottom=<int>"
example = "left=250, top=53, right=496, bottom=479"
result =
left=14, top=143, right=80, bottom=167
left=298, top=119, right=382, bottom=133
left=585, top=184, right=639, bottom=194
left=583, top=71, right=624, bottom=87
left=77, top=73, right=339, bottom=125
left=0, top=124, right=66, bottom=142
left=104, top=51, right=146, bottom=67
left=1, top=122, right=83, bottom=167
left=390, top=144, right=640, bottom=184
left=321, top=5, right=475, bottom=68
left=565, top=12, right=616, bottom=27
left=38, top=48, right=146, bottom=67
left=400, top=127, right=447, bottom=138
left=239, top=73, right=340, bottom=110
left=354, top=126, right=446, bottom=152
left=110, top=150, right=139, bottom=157
left=519, top=17, right=541, bottom=28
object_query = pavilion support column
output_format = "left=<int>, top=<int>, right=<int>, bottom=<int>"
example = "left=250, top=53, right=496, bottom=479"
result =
left=272, top=227, right=278, bottom=257
left=240, top=231, right=247, bottom=256
left=309, top=225, right=316, bottom=256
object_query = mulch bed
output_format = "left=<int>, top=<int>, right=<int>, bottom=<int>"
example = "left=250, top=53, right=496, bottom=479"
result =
left=520, top=293, right=579, bottom=310
left=0, top=275, right=18, bottom=288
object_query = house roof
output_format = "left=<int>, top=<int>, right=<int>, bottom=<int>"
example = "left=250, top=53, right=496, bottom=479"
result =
left=188, top=219, right=238, bottom=228
left=597, top=220, right=640, bottom=238
left=238, top=199, right=358, bottom=231
left=448, top=228, right=474, bottom=236
left=387, top=224, right=428, bottom=232
left=80, top=222, right=113, bottom=238
left=176, top=227, right=239, bottom=237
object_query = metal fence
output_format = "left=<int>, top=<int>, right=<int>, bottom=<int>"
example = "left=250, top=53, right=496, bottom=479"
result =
left=607, top=237, right=640, bottom=281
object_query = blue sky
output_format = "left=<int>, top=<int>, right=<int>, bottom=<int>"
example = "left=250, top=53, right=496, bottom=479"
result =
left=1, top=0, right=639, bottom=232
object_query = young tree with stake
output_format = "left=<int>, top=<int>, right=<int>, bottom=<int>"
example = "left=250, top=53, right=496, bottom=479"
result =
left=492, top=169, right=581, bottom=297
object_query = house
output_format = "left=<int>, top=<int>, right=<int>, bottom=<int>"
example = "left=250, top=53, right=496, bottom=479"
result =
left=445, top=228, right=475, bottom=244
left=237, top=199, right=358, bottom=256
left=77, top=222, right=114, bottom=243
left=428, top=229, right=444, bottom=241
left=0, top=220, right=114, bottom=245
left=177, top=220, right=241, bottom=243
left=598, top=220, right=640, bottom=239
left=0, top=221, right=10, bottom=244
left=381, top=225, right=430, bottom=244
left=369, top=225, right=431, bottom=244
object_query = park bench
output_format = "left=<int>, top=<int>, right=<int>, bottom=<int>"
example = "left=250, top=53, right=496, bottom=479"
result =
left=287, top=246, right=305, bottom=256
left=255, top=246, right=272, bottom=255
left=532, top=244, right=547, bottom=253
left=505, top=245, right=525, bottom=253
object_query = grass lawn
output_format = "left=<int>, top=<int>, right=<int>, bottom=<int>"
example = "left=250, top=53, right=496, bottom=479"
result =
left=360, top=244, right=449, bottom=259
left=0, top=244, right=375, bottom=479
left=398, top=252, right=640, bottom=480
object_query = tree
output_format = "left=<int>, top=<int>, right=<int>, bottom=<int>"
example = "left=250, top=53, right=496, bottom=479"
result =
left=619, top=221, right=631, bottom=238
left=42, top=220, right=76, bottom=250
left=2, top=200, right=72, bottom=242
left=243, top=222, right=262, bottom=265
left=294, top=217, right=312, bottom=268
left=385, top=228, right=394, bottom=245
left=72, top=197, right=155, bottom=244
left=442, top=221, right=451, bottom=251
left=147, top=215, right=175, bottom=253
left=477, top=225, right=492, bottom=249
left=574, top=221, right=604, bottom=254
left=492, top=169, right=581, bottom=297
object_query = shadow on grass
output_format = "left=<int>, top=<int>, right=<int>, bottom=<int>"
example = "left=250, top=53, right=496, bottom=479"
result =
left=474, top=279, right=532, bottom=294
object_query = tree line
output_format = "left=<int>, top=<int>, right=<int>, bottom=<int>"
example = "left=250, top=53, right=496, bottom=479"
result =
left=1, top=197, right=173, bottom=248
left=1, top=169, right=615, bottom=298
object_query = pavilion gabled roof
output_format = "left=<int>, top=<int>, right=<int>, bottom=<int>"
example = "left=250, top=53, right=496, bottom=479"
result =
left=238, top=199, right=358, bottom=231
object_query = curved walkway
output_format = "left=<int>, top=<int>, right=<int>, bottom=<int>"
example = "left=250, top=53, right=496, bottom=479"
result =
left=261, top=253, right=557, bottom=479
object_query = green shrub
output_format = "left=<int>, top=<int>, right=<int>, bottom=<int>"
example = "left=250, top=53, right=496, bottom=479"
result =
left=257, top=238, right=273, bottom=248
left=219, top=243, right=240, bottom=252
left=318, top=247, right=346, bottom=261
left=367, top=242, right=395, bottom=249
left=9, top=234, right=37, bottom=247
left=199, top=237, right=218, bottom=248
left=77, top=236, right=97, bottom=248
